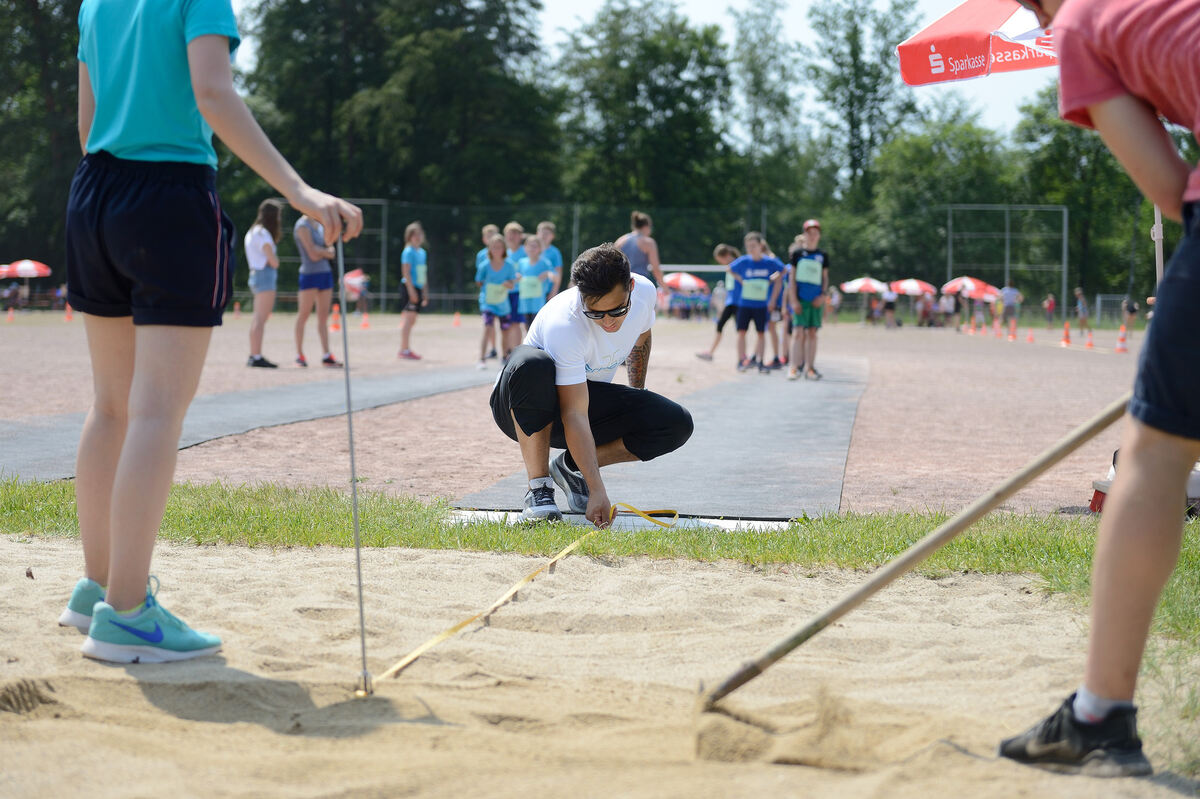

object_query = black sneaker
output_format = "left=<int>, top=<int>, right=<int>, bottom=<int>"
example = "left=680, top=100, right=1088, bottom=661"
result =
left=247, top=355, right=278, bottom=368
left=549, top=452, right=588, bottom=514
left=518, top=478, right=562, bottom=523
left=758, top=363, right=772, bottom=374
left=486, top=348, right=498, bottom=360
left=998, top=693, right=1152, bottom=777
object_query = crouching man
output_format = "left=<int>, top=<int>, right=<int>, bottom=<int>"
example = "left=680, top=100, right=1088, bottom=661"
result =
left=490, top=243, right=694, bottom=526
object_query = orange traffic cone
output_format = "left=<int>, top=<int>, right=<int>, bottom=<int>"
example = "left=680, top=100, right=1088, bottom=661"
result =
left=4, top=307, right=13, bottom=323
left=1060, top=321, right=1071, bottom=347
left=1115, top=325, right=1128, bottom=353
left=1085, top=329, right=1094, bottom=350
left=360, top=311, right=370, bottom=330
left=1026, top=327, right=1035, bottom=344
left=233, top=300, right=241, bottom=319
left=452, top=311, right=462, bottom=328
left=64, top=303, right=74, bottom=322
left=330, top=302, right=341, bottom=332
left=993, top=317, right=1002, bottom=338
left=1007, top=318, right=1017, bottom=342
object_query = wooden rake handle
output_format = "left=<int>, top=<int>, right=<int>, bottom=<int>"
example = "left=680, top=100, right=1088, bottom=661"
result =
left=701, top=391, right=1131, bottom=710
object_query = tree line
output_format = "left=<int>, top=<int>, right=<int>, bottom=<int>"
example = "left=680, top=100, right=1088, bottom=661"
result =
left=2, top=0, right=1192, bottom=303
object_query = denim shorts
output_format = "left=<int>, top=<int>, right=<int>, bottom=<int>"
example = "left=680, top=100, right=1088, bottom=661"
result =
left=248, top=267, right=277, bottom=293
left=1130, top=202, right=1200, bottom=440
left=299, top=271, right=334, bottom=291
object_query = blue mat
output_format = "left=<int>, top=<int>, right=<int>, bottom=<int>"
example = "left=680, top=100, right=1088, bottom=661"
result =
left=1, top=367, right=496, bottom=482
left=455, top=357, right=868, bottom=520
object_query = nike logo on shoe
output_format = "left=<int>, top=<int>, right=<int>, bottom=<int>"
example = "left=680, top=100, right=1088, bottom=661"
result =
left=109, top=620, right=165, bottom=643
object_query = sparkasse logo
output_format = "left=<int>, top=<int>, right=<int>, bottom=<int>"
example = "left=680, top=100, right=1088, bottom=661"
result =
left=928, top=45, right=944, bottom=74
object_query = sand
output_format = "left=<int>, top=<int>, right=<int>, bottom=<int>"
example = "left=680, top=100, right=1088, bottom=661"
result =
left=3, top=311, right=1196, bottom=796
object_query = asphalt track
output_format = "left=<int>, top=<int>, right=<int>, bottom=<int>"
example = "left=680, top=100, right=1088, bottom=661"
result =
left=1, top=367, right=496, bottom=482
left=455, top=356, right=869, bottom=520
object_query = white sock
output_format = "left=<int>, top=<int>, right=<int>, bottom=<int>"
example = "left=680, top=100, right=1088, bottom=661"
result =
left=529, top=477, right=554, bottom=490
left=1073, top=685, right=1132, bottom=723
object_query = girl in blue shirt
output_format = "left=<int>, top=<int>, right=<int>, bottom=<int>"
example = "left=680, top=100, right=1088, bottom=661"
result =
left=516, top=234, right=556, bottom=328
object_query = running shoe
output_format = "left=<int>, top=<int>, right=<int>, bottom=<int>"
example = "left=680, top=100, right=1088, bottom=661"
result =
left=805, top=368, right=823, bottom=380
left=322, top=354, right=343, bottom=368
left=247, top=355, right=278, bottom=368
left=998, top=694, right=1152, bottom=777
left=82, top=588, right=221, bottom=664
left=59, top=577, right=105, bottom=633
left=787, top=369, right=801, bottom=381
left=397, top=349, right=422, bottom=361
left=518, top=478, right=562, bottom=523
left=758, top=363, right=773, bottom=374
left=549, top=452, right=589, bottom=514
left=486, top=348, right=498, bottom=359
left=476, top=360, right=488, bottom=370
left=295, top=354, right=308, bottom=368
left=695, top=352, right=713, bottom=362
left=737, top=357, right=751, bottom=373
left=766, top=357, right=784, bottom=370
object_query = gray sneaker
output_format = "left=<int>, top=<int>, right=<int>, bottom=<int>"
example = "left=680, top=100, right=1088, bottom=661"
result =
left=519, top=478, right=562, bottom=523
left=549, top=452, right=589, bottom=514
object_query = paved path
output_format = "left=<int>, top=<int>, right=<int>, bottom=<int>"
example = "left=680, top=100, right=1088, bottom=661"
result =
left=455, top=357, right=869, bottom=520
left=2, top=367, right=496, bottom=482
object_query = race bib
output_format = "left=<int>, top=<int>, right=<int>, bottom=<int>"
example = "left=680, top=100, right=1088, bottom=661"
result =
left=485, top=283, right=509, bottom=304
left=519, top=276, right=544, bottom=299
left=725, top=273, right=736, bottom=291
left=741, top=278, right=770, bottom=302
left=794, top=257, right=822, bottom=286
left=415, top=262, right=428, bottom=287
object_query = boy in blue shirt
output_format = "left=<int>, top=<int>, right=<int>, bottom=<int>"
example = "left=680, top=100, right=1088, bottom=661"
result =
left=787, top=220, right=830, bottom=381
left=475, top=223, right=500, bottom=360
left=62, top=0, right=361, bottom=663
left=728, top=232, right=784, bottom=374
left=538, top=221, right=563, bottom=301
left=398, top=221, right=427, bottom=360
left=475, top=233, right=516, bottom=368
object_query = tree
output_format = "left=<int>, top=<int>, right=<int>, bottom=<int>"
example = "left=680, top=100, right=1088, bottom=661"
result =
left=803, top=0, right=920, bottom=211
left=557, top=0, right=732, bottom=208
left=0, top=0, right=83, bottom=278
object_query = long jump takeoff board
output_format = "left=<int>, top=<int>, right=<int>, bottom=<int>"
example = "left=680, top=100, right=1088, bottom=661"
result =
left=456, top=357, right=868, bottom=520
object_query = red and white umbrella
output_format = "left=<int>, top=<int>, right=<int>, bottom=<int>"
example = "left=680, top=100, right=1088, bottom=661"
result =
left=890, top=278, right=938, bottom=296
left=896, top=0, right=1056, bottom=87
left=942, top=275, right=1001, bottom=299
left=840, top=277, right=889, bottom=294
left=662, top=271, right=708, bottom=292
left=0, top=260, right=52, bottom=279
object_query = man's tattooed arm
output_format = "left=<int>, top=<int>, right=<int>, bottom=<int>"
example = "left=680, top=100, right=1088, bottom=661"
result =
left=627, top=330, right=651, bottom=389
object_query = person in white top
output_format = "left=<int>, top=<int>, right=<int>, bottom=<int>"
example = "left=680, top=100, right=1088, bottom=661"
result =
left=245, top=199, right=282, bottom=367
left=490, top=243, right=694, bottom=525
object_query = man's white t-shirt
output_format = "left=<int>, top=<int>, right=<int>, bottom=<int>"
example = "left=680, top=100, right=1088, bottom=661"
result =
left=525, top=274, right=656, bottom=385
left=244, top=224, right=275, bottom=271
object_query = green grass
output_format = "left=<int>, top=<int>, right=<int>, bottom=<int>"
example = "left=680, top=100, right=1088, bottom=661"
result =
left=4, top=477, right=1197, bottom=774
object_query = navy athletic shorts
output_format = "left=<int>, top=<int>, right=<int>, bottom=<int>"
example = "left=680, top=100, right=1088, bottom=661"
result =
left=735, top=305, right=768, bottom=333
left=65, top=151, right=234, bottom=326
left=298, top=271, right=334, bottom=291
left=1130, top=202, right=1200, bottom=440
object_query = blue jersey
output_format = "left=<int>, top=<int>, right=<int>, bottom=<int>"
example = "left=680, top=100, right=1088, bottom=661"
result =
left=475, top=248, right=489, bottom=308
left=790, top=248, right=828, bottom=303
left=78, top=0, right=240, bottom=167
left=506, top=246, right=526, bottom=296
left=516, top=256, right=553, bottom=315
left=543, top=244, right=563, bottom=294
left=402, top=245, right=427, bottom=288
left=728, top=255, right=783, bottom=309
left=480, top=260, right=517, bottom=316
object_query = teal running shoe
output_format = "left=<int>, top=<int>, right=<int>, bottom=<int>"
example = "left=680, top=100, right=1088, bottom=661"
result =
left=58, top=578, right=105, bottom=633
left=81, top=588, right=221, bottom=664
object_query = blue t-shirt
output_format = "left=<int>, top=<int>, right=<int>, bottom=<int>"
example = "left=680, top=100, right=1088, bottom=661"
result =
left=723, top=267, right=742, bottom=306
left=480, top=260, right=517, bottom=316
left=516, top=256, right=553, bottom=315
left=475, top=248, right=489, bottom=308
left=402, top=245, right=427, bottom=288
left=728, top=255, right=784, bottom=309
left=543, top=244, right=563, bottom=294
left=78, top=0, right=240, bottom=167
left=506, top=246, right=526, bottom=296
left=790, top=248, right=828, bottom=303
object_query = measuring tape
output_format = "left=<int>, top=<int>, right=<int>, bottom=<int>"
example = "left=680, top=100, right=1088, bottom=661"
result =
left=379, top=503, right=678, bottom=680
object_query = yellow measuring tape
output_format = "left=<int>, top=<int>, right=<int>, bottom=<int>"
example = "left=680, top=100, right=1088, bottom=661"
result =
left=379, top=502, right=678, bottom=680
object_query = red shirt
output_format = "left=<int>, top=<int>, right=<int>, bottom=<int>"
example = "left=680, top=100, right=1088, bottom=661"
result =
left=1054, top=0, right=1200, bottom=202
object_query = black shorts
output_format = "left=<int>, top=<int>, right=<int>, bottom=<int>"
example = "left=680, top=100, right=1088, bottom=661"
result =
left=1131, top=202, right=1200, bottom=440
left=735, top=305, right=768, bottom=333
left=65, top=151, right=234, bottom=326
left=491, top=345, right=693, bottom=462
left=716, top=303, right=738, bottom=333
left=399, top=285, right=424, bottom=313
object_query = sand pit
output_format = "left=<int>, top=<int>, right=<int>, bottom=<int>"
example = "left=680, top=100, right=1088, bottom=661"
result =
left=3, top=535, right=1196, bottom=797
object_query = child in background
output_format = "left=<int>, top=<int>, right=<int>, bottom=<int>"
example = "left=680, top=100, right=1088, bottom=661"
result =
left=397, top=221, right=427, bottom=360
left=696, top=244, right=741, bottom=362
left=61, top=0, right=361, bottom=663
left=475, top=223, right=500, bottom=360
left=516, top=234, right=555, bottom=329
left=728, top=232, right=784, bottom=374
left=537, top=221, right=563, bottom=301
left=476, top=233, right=516, bottom=369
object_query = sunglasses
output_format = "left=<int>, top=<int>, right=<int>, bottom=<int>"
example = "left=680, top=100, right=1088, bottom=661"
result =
left=582, top=290, right=632, bottom=320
